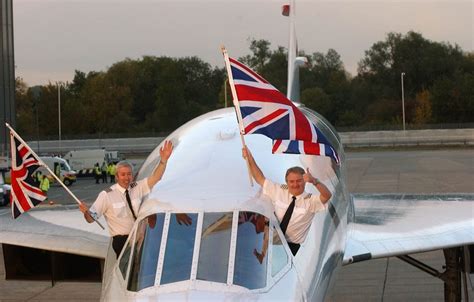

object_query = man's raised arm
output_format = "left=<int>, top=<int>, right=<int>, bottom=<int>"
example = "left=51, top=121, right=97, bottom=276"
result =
left=242, top=146, right=265, bottom=187
left=304, top=168, right=332, bottom=203
left=148, top=140, right=173, bottom=189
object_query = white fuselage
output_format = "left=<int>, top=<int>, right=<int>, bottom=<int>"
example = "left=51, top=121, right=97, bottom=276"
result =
left=101, top=107, right=351, bottom=301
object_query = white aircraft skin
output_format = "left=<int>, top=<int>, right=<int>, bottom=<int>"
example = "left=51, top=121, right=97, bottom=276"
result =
left=101, top=106, right=348, bottom=301
left=99, top=107, right=473, bottom=301
left=1, top=1, right=472, bottom=301
left=95, top=1, right=473, bottom=300
left=100, top=1, right=350, bottom=298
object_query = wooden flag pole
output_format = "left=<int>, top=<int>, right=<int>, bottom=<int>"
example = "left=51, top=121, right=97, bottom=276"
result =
left=221, top=46, right=254, bottom=187
left=6, top=123, right=105, bottom=230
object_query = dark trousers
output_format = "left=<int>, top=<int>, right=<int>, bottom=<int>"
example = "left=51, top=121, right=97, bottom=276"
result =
left=288, top=242, right=300, bottom=256
left=112, top=235, right=128, bottom=257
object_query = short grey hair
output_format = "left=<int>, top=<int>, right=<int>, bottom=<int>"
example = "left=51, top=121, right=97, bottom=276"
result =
left=285, top=166, right=305, bottom=181
left=115, top=161, right=133, bottom=173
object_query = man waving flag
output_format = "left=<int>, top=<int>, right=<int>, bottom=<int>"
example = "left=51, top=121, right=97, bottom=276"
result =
left=221, top=48, right=339, bottom=164
left=9, top=131, right=46, bottom=218
left=6, top=123, right=105, bottom=228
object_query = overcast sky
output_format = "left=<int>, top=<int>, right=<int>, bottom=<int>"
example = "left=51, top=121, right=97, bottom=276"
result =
left=14, top=0, right=473, bottom=86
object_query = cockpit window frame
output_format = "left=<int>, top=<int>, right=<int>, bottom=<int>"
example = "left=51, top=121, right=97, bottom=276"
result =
left=120, top=210, right=293, bottom=294
left=189, top=211, right=204, bottom=282
left=153, top=211, right=171, bottom=286
left=116, top=225, right=137, bottom=289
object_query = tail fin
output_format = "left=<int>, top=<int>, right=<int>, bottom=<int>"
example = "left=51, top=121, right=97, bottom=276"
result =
left=283, top=1, right=308, bottom=104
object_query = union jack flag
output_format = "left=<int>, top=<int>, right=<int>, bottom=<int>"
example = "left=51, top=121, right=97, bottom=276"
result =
left=273, top=140, right=340, bottom=164
left=10, top=132, right=46, bottom=219
left=227, top=57, right=339, bottom=163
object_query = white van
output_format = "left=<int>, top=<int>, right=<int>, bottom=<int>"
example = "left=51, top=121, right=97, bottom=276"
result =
left=63, top=149, right=122, bottom=176
left=39, top=156, right=77, bottom=186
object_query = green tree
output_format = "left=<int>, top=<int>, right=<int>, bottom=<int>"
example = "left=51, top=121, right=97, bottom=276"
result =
left=301, top=87, right=332, bottom=119
left=78, top=72, right=134, bottom=134
left=302, top=49, right=350, bottom=126
left=261, top=46, right=288, bottom=92
left=413, top=89, right=432, bottom=124
left=240, top=39, right=272, bottom=73
left=15, top=77, right=35, bottom=136
left=431, top=72, right=474, bottom=123
left=358, top=31, right=467, bottom=101
left=146, top=56, right=224, bottom=131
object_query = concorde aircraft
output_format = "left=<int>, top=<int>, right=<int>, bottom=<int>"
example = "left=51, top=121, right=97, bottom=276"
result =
left=1, top=1, right=473, bottom=301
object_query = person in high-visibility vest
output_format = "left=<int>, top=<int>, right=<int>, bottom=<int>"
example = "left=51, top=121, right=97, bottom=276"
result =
left=94, top=163, right=101, bottom=184
left=33, top=171, right=41, bottom=186
left=54, top=163, right=61, bottom=178
left=108, top=162, right=116, bottom=183
left=39, top=174, right=50, bottom=199
left=101, top=162, right=108, bottom=184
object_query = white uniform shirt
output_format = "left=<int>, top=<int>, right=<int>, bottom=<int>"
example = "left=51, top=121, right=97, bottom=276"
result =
left=263, top=179, right=326, bottom=244
left=90, top=178, right=150, bottom=236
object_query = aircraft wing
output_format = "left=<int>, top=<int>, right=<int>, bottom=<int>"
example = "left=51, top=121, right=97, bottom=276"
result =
left=0, top=205, right=109, bottom=259
left=343, top=193, right=474, bottom=264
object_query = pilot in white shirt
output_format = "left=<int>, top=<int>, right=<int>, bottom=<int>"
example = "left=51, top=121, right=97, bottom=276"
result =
left=242, top=146, right=332, bottom=255
left=80, top=141, right=173, bottom=256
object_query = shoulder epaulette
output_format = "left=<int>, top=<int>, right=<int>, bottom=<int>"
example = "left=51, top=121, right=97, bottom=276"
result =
left=104, top=187, right=112, bottom=193
left=280, top=184, right=288, bottom=190
left=130, top=182, right=137, bottom=188
left=304, top=193, right=312, bottom=199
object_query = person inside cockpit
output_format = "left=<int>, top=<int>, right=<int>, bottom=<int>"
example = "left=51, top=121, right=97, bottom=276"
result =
left=242, top=146, right=332, bottom=256
left=239, top=212, right=269, bottom=264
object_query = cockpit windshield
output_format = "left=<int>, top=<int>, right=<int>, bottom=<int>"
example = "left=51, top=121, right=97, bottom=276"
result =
left=161, top=213, right=198, bottom=285
left=121, top=211, right=289, bottom=292
left=234, top=211, right=269, bottom=289
left=197, top=212, right=233, bottom=283
left=127, top=213, right=165, bottom=291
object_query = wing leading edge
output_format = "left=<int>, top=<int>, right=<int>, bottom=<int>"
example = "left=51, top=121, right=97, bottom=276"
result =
left=0, top=206, right=109, bottom=259
left=344, top=194, right=474, bottom=264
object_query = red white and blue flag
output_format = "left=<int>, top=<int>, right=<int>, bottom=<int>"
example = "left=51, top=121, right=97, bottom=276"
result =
left=10, top=132, right=46, bottom=218
left=272, top=139, right=339, bottom=163
left=226, top=56, right=339, bottom=163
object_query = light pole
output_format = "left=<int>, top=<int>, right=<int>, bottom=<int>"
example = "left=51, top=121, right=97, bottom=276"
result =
left=57, top=82, right=62, bottom=154
left=401, top=72, right=406, bottom=131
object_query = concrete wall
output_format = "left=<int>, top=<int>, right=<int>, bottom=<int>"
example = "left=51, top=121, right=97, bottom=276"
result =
left=27, top=137, right=165, bottom=156
left=28, top=128, right=474, bottom=156
left=340, top=128, right=474, bottom=148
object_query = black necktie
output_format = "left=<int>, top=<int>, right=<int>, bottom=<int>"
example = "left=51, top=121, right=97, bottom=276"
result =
left=280, top=196, right=296, bottom=235
left=125, top=189, right=136, bottom=220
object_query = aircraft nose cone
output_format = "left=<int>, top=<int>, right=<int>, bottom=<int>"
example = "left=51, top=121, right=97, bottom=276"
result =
left=147, top=290, right=260, bottom=301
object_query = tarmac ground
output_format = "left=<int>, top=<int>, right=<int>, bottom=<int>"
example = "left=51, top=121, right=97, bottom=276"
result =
left=1, top=148, right=473, bottom=301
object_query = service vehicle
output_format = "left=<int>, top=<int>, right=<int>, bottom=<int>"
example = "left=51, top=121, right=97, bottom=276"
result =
left=0, top=168, right=11, bottom=207
left=38, top=156, right=77, bottom=186
left=63, top=149, right=122, bottom=176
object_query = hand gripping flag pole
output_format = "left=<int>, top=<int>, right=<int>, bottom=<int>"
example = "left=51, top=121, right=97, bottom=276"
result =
left=221, top=46, right=254, bottom=187
left=6, top=123, right=105, bottom=230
